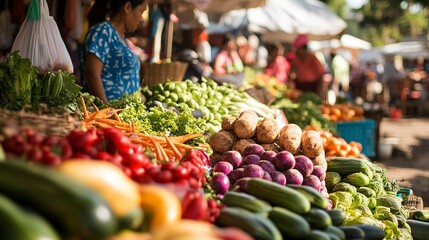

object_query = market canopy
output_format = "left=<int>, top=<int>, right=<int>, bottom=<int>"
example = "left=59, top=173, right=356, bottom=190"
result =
left=208, top=0, right=347, bottom=43
left=309, top=34, right=372, bottom=51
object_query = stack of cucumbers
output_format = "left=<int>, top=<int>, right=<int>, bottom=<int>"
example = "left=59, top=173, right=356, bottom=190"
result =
left=326, top=157, right=412, bottom=240
left=141, top=78, right=277, bottom=133
left=215, top=178, right=386, bottom=240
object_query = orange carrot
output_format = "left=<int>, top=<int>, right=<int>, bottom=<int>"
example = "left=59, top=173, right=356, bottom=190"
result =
left=165, top=135, right=183, bottom=160
left=90, top=108, right=121, bottom=120
left=95, top=118, right=130, bottom=128
left=80, top=95, right=90, bottom=120
left=91, top=102, right=100, bottom=112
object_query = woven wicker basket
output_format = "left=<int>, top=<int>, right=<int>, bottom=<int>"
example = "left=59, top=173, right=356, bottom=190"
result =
left=0, top=105, right=80, bottom=137
left=140, top=61, right=188, bottom=88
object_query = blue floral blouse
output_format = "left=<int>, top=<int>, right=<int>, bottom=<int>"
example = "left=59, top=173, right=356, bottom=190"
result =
left=81, top=21, right=140, bottom=101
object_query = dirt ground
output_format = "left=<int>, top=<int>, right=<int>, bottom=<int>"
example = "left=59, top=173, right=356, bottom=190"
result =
left=375, top=117, right=429, bottom=207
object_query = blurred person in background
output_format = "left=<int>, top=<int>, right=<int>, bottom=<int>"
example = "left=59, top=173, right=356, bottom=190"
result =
left=330, top=51, right=350, bottom=98
left=290, top=34, right=325, bottom=95
left=81, top=0, right=147, bottom=102
left=212, top=36, right=244, bottom=76
left=263, top=43, right=290, bottom=85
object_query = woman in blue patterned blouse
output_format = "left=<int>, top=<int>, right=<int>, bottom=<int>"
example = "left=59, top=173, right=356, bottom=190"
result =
left=81, top=0, right=147, bottom=102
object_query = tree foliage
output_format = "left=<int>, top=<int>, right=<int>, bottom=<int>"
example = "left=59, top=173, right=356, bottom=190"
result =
left=321, top=0, right=429, bottom=46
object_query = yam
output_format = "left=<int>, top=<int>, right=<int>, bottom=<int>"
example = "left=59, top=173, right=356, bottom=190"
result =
left=209, top=130, right=236, bottom=153
left=233, top=110, right=259, bottom=139
left=221, top=116, right=237, bottom=131
left=260, top=143, right=281, bottom=153
left=301, top=130, right=324, bottom=158
left=256, top=117, right=280, bottom=144
left=312, top=153, right=327, bottom=172
left=233, top=138, right=256, bottom=156
left=277, top=124, right=302, bottom=154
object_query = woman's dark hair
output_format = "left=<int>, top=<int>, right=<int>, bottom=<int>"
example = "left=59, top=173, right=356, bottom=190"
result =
left=88, top=0, right=146, bottom=28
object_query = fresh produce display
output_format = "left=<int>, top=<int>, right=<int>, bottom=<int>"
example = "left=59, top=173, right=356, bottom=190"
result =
left=0, top=51, right=82, bottom=111
left=215, top=178, right=387, bottom=240
left=141, top=78, right=277, bottom=133
left=306, top=125, right=363, bottom=158
left=326, top=157, right=412, bottom=240
left=320, top=103, right=365, bottom=122
left=0, top=50, right=420, bottom=239
left=272, top=92, right=336, bottom=133
left=100, top=91, right=207, bottom=141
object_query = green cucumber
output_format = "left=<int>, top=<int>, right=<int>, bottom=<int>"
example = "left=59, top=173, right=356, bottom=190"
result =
left=354, top=224, right=385, bottom=240
left=287, top=184, right=329, bottom=209
left=246, top=178, right=311, bottom=214
left=306, top=230, right=331, bottom=240
left=223, top=191, right=272, bottom=215
left=338, top=226, right=365, bottom=240
left=0, top=193, right=59, bottom=240
left=407, top=219, right=429, bottom=240
left=0, top=160, right=118, bottom=239
left=215, top=207, right=282, bottom=240
left=325, top=226, right=345, bottom=240
left=327, top=158, right=372, bottom=177
left=327, top=208, right=347, bottom=226
left=268, top=207, right=310, bottom=239
left=304, top=207, right=332, bottom=230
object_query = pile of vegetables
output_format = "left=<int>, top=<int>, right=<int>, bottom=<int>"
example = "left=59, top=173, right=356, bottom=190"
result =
left=272, top=92, right=336, bottom=133
left=141, top=79, right=277, bottom=133
left=326, top=157, right=411, bottom=239
left=209, top=111, right=327, bottom=172
left=320, top=103, right=365, bottom=122
left=81, top=91, right=207, bottom=145
left=0, top=51, right=81, bottom=111
left=306, top=126, right=363, bottom=158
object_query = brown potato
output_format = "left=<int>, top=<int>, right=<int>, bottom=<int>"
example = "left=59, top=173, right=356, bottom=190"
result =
left=301, top=130, right=324, bottom=158
left=256, top=117, right=280, bottom=144
left=278, top=124, right=302, bottom=154
left=221, top=116, right=237, bottom=131
left=233, top=138, right=256, bottom=156
left=261, top=143, right=281, bottom=153
left=209, top=130, right=236, bottom=153
left=234, top=110, right=259, bottom=139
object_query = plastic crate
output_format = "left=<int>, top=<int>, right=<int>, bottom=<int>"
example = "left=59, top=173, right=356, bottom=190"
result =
left=336, top=119, right=375, bottom=157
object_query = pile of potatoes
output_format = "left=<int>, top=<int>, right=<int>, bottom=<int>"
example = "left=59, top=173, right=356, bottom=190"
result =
left=320, top=103, right=365, bottom=122
left=209, top=110, right=328, bottom=171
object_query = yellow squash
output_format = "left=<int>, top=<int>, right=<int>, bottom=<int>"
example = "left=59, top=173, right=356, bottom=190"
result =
left=56, top=159, right=141, bottom=217
left=139, top=184, right=182, bottom=230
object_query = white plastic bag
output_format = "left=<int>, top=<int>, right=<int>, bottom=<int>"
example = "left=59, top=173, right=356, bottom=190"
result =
left=11, top=0, right=73, bottom=73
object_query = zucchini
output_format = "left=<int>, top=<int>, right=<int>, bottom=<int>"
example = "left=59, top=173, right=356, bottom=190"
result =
left=215, top=207, right=282, bottom=240
left=413, top=210, right=429, bottom=222
left=287, top=184, right=329, bottom=209
left=0, top=160, right=118, bottom=239
left=0, top=193, right=59, bottom=240
left=407, top=219, right=429, bottom=240
left=306, top=230, right=331, bottom=240
left=354, top=224, right=385, bottom=240
left=223, top=191, right=272, bottom=215
left=327, top=158, right=372, bottom=177
left=327, top=208, right=347, bottom=226
left=325, top=226, right=345, bottom=240
left=304, top=207, right=332, bottom=230
left=338, top=226, right=364, bottom=240
left=246, top=178, right=311, bottom=214
left=268, top=207, right=310, bottom=239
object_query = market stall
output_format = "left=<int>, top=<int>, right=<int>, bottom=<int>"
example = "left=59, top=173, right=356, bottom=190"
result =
left=1, top=1, right=429, bottom=239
